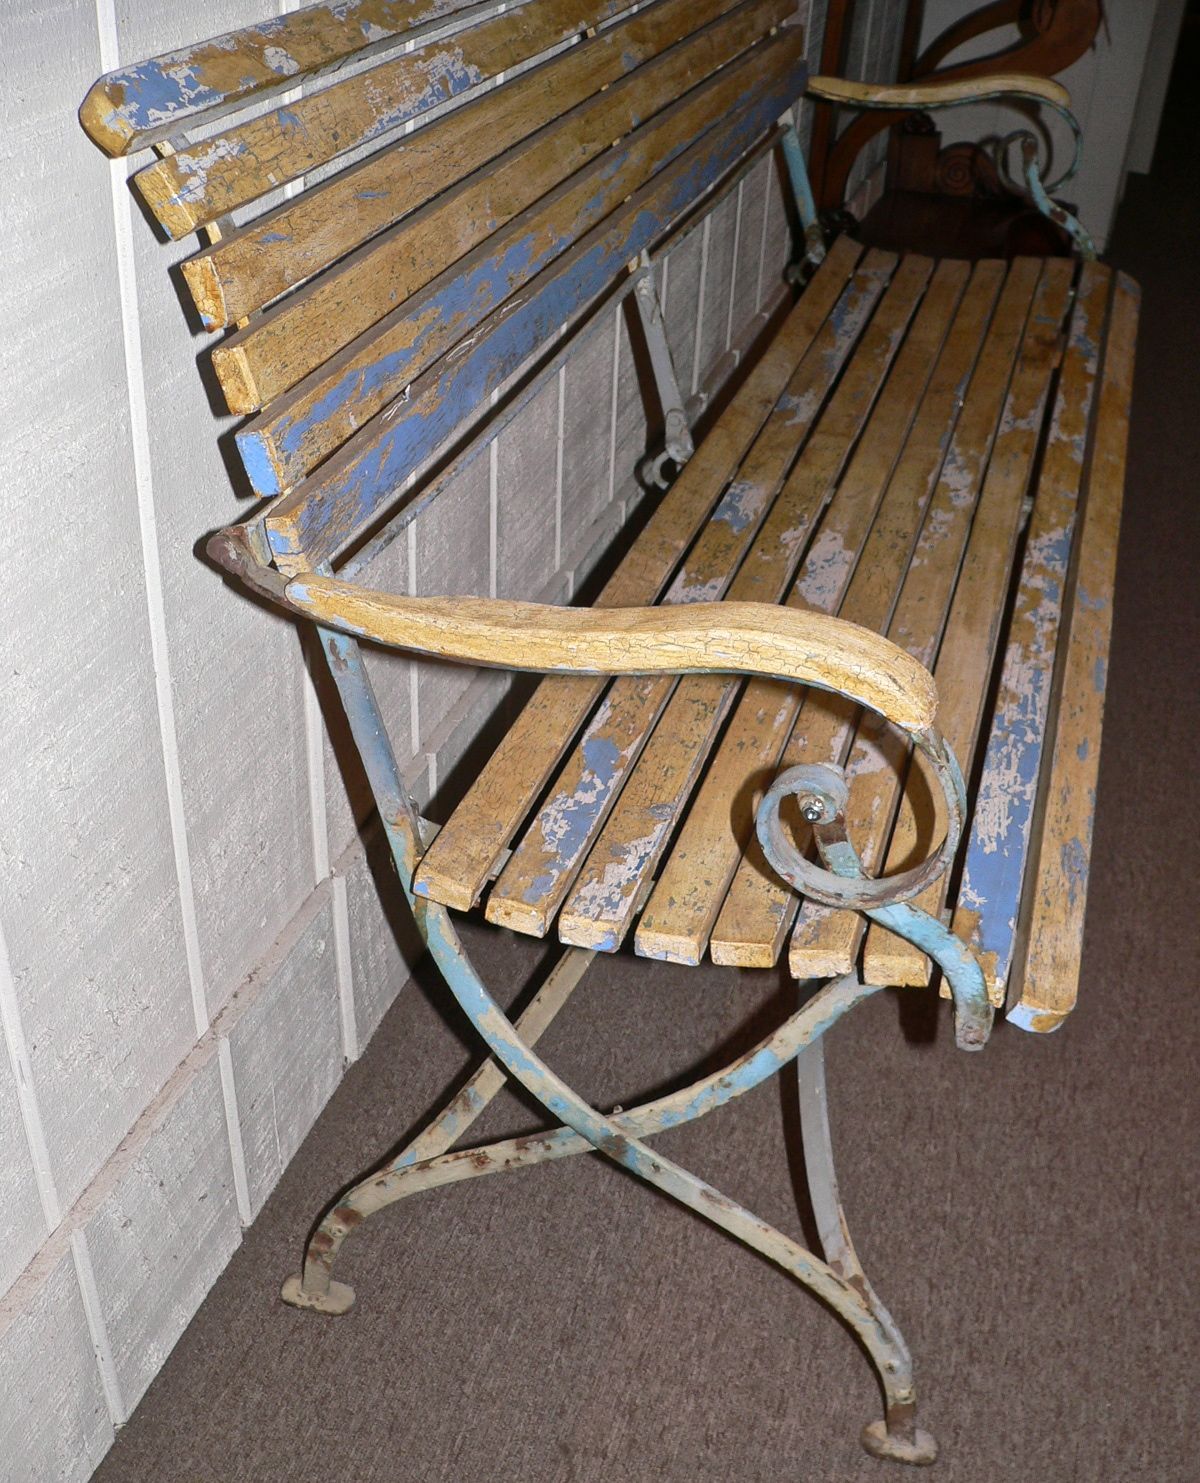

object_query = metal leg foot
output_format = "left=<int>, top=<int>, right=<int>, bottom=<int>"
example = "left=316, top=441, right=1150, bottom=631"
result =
left=280, top=1273, right=355, bottom=1315
left=862, top=1409, right=938, bottom=1466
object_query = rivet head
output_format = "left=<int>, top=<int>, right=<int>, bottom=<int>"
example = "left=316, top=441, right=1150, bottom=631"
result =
left=800, top=798, right=824, bottom=823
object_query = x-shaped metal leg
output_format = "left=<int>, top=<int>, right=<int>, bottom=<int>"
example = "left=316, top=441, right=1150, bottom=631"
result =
left=283, top=908, right=938, bottom=1464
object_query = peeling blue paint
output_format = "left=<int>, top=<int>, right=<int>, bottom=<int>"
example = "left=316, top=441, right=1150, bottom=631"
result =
left=260, top=66, right=808, bottom=539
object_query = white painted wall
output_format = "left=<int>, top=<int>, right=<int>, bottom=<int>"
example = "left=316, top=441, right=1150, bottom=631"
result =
left=917, top=0, right=1164, bottom=252
left=0, top=2, right=837, bottom=1475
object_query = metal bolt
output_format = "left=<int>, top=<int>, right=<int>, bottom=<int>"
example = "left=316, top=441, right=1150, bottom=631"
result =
left=800, top=798, right=824, bottom=823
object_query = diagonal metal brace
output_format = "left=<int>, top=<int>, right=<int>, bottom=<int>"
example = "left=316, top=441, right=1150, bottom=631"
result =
left=631, top=251, right=694, bottom=489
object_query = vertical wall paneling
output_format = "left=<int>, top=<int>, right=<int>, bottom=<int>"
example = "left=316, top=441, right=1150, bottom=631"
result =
left=82, top=1047, right=241, bottom=1414
left=562, top=312, right=621, bottom=563
left=0, top=924, right=50, bottom=1297
left=217, top=892, right=341, bottom=1219
left=0, top=0, right=196, bottom=1217
left=0, top=1253, right=114, bottom=1482
left=111, top=0, right=315, bottom=1021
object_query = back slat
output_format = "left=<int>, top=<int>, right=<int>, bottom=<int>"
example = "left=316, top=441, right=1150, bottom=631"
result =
left=79, top=0, right=485, bottom=156
left=186, top=0, right=786, bottom=334
left=134, top=0, right=636, bottom=238
left=261, top=37, right=808, bottom=562
left=237, top=35, right=801, bottom=496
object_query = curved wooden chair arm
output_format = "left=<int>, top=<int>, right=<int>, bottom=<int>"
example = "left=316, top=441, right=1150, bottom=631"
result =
left=281, top=574, right=939, bottom=736
left=807, top=72, right=1071, bottom=112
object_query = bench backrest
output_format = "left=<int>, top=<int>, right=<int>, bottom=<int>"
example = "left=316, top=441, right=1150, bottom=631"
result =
left=81, top=0, right=809, bottom=573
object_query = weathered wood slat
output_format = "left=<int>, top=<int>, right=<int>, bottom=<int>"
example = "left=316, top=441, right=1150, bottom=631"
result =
left=947, top=263, right=1112, bottom=1003
left=286, top=582, right=940, bottom=734
left=1008, top=272, right=1137, bottom=1032
left=79, top=0, right=483, bottom=156
left=787, top=258, right=1047, bottom=980
left=485, top=251, right=901, bottom=936
left=236, top=45, right=800, bottom=496
left=553, top=255, right=933, bottom=953
left=189, top=0, right=787, bottom=335
left=134, top=0, right=636, bottom=238
left=261, top=47, right=809, bottom=566
left=636, top=256, right=981, bottom=966
left=411, top=238, right=863, bottom=912
left=710, top=257, right=1045, bottom=969
left=858, top=257, right=1083, bottom=989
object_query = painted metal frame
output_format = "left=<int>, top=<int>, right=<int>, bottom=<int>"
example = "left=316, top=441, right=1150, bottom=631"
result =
left=198, top=111, right=1004, bottom=1465
left=814, top=79, right=1097, bottom=260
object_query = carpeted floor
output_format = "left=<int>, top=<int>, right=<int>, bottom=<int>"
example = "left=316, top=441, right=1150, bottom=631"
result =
left=94, top=34, right=1198, bottom=1483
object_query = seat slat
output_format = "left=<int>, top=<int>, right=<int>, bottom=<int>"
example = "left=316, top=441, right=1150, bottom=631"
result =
left=551, top=255, right=933, bottom=953
left=946, top=262, right=1112, bottom=1003
left=261, top=46, right=807, bottom=566
left=410, top=238, right=863, bottom=913
left=857, top=258, right=1085, bottom=988
left=188, top=0, right=785, bottom=336
left=236, top=46, right=799, bottom=496
left=134, top=0, right=637, bottom=238
left=787, top=257, right=1053, bottom=980
left=485, top=251, right=902, bottom=936
left=635, top=256, right=983, bottom=966
left=78, top=0, right=482, bottom=157
left=1008, top=272, right=1138, bottom=1032
left=713, top=256, right=1053, bottom=969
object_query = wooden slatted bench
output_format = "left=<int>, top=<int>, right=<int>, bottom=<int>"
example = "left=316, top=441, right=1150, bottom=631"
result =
left=81, top=0, right=1136, bottom=1465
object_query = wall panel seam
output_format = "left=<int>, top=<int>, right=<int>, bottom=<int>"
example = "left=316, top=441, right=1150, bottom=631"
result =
left=0, top=915, right=60, bottom=1231
left=94, top=0, right=207, bottom=1043
left=69, top=1229, right=125, bottom=1426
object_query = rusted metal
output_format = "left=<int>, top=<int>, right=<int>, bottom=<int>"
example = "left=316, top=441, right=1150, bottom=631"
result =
left=755, top=748, right=994, bottom=1052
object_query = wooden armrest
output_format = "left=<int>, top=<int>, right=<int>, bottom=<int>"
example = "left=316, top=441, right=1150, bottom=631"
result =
left=808, top=73, right=1071, bottom=112
left=282, top=576, right=939, bottom=736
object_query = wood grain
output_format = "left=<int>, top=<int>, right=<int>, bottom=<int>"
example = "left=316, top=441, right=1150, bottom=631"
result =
left=1008, top=272, right=1137, bottom=1031
left=235, top=40, right=800, bottom=492
left=554, top=256, right=932, bottom=953
left=411, top=240, right=862, bottom=912
left=283, top=582, right=940, bottom=733
left=638, top=257, right=980, bottom=966
left=946, top=263, right=1111, bottom=1004
left=189, top=0, right=785, bottom=334
left=807, top=72, right=1072, bottom=110
left=487, top=252, right=904, bottom=938
left=858, top=259, right=1084, bottom=989
left=133, top=0, right=635, bottom=237
left=80, top=0, right=484, bottom=156
left=259, top=49, right=810, bottom=563
left=787, top=257, right=1044, bottom=981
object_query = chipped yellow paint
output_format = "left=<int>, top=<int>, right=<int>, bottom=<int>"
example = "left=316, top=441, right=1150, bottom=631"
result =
left=189, top=0, right=789, bottom=342
left=133, top=0, right=638, bottom=237
left=1007, top=272, right=1137, bottom=1028
left=710, top=257, right=1029, bottom=969
left=807, top=72, right=1072, bottom=111
left=485, top=249, right=903, bottom=937
left=553, top=255, right=934, bottom=953
left=80, top=0, right=483, bottom=156
left=412, top=241, right=863, bottom=912
left=788, top=257, right=1047, bottom=981
left=859, top=258, right=1083, bottom=990
left=635, top=257, right=975, bottom=965
left=237, top=47, right=801, bottom=492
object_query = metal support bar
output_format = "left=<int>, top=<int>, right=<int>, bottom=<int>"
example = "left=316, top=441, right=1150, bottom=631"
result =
left=631, top=251, right=694, bottom=490
left=1020, top=137, right=1097, bottom=260
left=780, top=122, right=827, bottom=280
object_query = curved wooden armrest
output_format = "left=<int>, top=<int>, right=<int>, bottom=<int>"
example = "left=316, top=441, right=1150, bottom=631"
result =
left=808, top=72, right=1071, bottom=112
left=282, top=576, right=938, bottom=735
